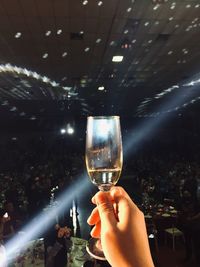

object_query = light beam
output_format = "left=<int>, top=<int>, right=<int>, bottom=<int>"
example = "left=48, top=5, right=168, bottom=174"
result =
left=4, top=172, right=90, bottom=265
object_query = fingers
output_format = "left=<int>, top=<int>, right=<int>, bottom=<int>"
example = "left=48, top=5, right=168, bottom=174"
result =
left=88, top=187, right=139, bottom=230
left=87, top=207, right=100, bottom=225
left=94, top=191, right=117, bottom=227
left=110, top=186, right=133, bottom=203
left=90, top=221, right=101, bottom=238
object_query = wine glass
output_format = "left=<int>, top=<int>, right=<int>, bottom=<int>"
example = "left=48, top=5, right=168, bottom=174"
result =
left=85, top=116, right=123, bottom=260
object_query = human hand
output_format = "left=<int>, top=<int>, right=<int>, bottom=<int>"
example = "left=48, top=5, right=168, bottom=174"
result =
left=87, top=186, right=154, bottom=267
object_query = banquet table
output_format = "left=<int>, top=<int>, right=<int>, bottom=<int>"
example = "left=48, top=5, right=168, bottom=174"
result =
left=144, top=204, right=179, bottom=242
left=12, top=238, right=45, bottom=267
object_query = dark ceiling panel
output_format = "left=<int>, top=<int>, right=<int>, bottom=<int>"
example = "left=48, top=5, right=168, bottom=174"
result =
left=0, top=0, right=200, bottom=129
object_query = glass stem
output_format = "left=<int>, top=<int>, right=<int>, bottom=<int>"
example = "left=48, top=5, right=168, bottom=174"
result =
left=98, top=184, right=113, bottom=192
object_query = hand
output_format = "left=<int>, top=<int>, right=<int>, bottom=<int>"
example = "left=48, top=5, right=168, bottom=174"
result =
left=87, top=186, right=154, bottom=267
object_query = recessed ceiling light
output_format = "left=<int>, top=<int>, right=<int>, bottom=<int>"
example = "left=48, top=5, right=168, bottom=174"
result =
left=153, top=4, right=160, bottom=10
left=144, top=22, right=149, bottom=26
left=110, top=41, right=115, bottom=46
left=84, top=47, right=90, bottom=52
left=96, top=38, right=101, bottom=43
left=30, top=116, right=36, bottom=120
left=170, top=3, right=176, bottom=9
left=98, top=1, right=103, bottom=6
left=60, top=128, right=66, bottom=134
left=127, top=7, right=132, bottom=12
left=57, top=29, right=62, bottom=35
left=124, top=29, right=129, bottom=34
left=67, top=125, right=74, bottom=135
left=10, top=106, right=17, bottom=112
left=168, top=50, right=173, bottom=55
left=82, top=0, right=88, bottom=5
left=62, top=52, right=68, bottom=57
left=112, top=55, right=124, bottom=62
left=2, top=101, right=9, bottom=106
left=155, top=21, right=159, bottom=25
left=42, top=53, right=48, bottom=59
left=195, top=4, right=200, bottom=8
left=169, top=17, right=173, bottom=21
left=45, top=30, right=51, bottom=36
left=15, top=32, right=22, bottom=38
left=148, top=39, right=152, bottom=43
left=132, top=39, right=136, bottom=43
left=98, top=86, right=105, bottom=91
left=186, top=4, right=191, bottom=8
left=80, top=31, right=84, bottom=35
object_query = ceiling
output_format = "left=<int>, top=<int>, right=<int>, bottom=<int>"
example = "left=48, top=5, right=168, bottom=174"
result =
left=1, top=0, right=200, bottom=131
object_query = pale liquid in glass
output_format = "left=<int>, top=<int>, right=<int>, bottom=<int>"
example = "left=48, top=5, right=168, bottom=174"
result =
left=88, top=168, right=121, bottom=191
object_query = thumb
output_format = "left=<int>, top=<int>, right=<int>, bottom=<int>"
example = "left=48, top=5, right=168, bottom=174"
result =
left=95, top=191, right=117, bottom=228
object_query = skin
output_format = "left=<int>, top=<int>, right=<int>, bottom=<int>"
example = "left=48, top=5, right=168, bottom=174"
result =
left=87, top=186, right=154, bottom=267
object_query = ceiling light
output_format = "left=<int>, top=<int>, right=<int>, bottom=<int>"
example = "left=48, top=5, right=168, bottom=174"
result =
left=153, top=4, right=160, bottom=10
left=96, top=38, right=101, bottom=43
left=2, top=100, right=9, bottom=106
left=98, top=1, right=103, bottom=6
left=45, top=30, right=51, bottom=36
left=30, top=116, right=36, bottom=120
left=148, top=39, right=152, bottom=43
left=112, top=55, right=124, bottom=62
left=169, top=17, right=173, bottom=21
left=168, top=50, right=173, bottom=55
left=84, top=47, right=90, bottom=52
left=155, top=21, right=159, bottom=25
left=195, top=4, right=200, bottom=8
left=110, top=41, right=115, bottom=46
left=127, top=7, right=132, bottom=12
left=57, top=29, right=62, bottom=35
left=67, top=126, right=74, bottom=135
left=82, top=0, right=88, bottom=5
left=60, top=128, right=66, bottom=134
left=62, top=52, right=68, bottom=57
left=10, top=107, right=17, bottom=112
left=132, top=39, right=136, bottom=43
left=98, top=86, right=105, bottom=91
left=15, top=32, right=22, bottom=38
left=144, top=22, right=149, bottom=26
left=42, top=53, right=48, bottom=59
left=124, top=29, right=129, bottom=34
left=186, top=4, right=191, bottom=8
left=80, top=31, right=84, bottom=35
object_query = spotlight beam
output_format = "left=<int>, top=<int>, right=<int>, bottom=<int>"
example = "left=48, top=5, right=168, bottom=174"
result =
left=4, top=173, right=90, bottom=265
left=124, top=81, right=199, bottom=158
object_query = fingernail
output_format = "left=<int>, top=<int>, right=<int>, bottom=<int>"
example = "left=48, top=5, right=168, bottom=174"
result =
left=91, top=196, right=96, bottom=204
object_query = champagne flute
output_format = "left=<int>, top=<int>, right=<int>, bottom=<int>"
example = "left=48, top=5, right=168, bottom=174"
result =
left=85, top=116, right=123, bottom=260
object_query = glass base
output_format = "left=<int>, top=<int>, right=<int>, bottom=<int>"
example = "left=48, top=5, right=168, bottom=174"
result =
left=86, top=238, right=106, bottom=261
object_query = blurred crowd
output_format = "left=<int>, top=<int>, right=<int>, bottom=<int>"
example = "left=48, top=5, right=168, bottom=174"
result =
left=0, top=137, right=200, bottom=265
